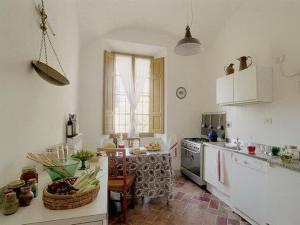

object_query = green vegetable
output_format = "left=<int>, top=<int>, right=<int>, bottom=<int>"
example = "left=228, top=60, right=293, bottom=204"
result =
left=73, top=166, right=101, bottom=191
left=72, top=150, right=95, bottom=161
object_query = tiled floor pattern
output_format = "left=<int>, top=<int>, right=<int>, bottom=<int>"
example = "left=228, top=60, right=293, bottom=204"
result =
left=109, top=176, right=250, bottom=225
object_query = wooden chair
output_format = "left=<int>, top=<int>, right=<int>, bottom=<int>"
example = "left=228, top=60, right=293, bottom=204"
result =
left=126, top=137, right=141, bottom=148
left=98, top=148, right=135, bottom=224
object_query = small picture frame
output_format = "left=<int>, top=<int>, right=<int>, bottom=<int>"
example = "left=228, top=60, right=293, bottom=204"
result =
left=176, top=87, right=187, bottom=99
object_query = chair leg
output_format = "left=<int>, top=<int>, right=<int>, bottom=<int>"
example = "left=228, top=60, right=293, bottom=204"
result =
left=108, top=190, right=111, bottom=214
left=123, top=191, right=128, bottom=224
left=131, top=182, right=135, bottom=209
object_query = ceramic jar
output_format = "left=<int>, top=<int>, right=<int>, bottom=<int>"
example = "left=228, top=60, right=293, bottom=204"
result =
left=7, top=180, right=25, bottom=198
left=20, top=166, right=38, bottom=184
left=0, top=186, right=7, bottom=208
left=18, top=186, right=34, bottom=207
left=2, top=192, right=19, bottom=215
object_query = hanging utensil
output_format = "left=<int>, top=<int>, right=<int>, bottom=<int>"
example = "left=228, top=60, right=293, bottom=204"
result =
left=201, top=114, right=207, bottom=128
left=32, top=0, right=69, bottom=86
left=217, top=114, right=224, bottom=130
left=209, top=114, right=213, bottom=129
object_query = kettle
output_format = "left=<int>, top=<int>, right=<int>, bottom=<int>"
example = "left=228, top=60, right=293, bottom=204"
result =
left=224, top=63, right=234, bottom=75
left=237, top=56, right=252, bottom=71
left=208, top=130, right=218, bottom=142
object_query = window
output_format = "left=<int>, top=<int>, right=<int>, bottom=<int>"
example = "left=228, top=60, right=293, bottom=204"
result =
left=114, top=55, right=151, bottom=133
left=103, top=51, right=164, bottom=135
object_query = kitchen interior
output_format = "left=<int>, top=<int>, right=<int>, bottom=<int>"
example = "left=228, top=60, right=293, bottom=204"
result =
left=1, top=0, right=300, bottom=225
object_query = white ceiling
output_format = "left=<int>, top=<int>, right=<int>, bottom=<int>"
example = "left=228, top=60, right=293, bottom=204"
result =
left=77, top=0, right=244, bottom=44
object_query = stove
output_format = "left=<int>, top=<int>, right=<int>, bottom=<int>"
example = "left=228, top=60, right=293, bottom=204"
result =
left=182, top=137, right=209, bottom=152
left=181, top=137, right=209, bottom=186
left=181, top=112, right=226, bottom=186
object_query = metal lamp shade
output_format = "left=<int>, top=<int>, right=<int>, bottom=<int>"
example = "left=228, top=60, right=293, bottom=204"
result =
left=175, top=25, right=202, bottom=56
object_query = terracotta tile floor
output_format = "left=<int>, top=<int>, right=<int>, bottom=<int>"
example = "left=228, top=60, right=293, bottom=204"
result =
left=109, top=176, right=250, bottom=225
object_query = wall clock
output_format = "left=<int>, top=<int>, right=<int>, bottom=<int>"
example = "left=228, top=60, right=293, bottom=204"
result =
left=176, top=87, right=187, bottom=99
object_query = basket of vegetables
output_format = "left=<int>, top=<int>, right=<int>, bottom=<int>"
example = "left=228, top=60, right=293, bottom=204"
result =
left=43, top=166, right=101, bottom=210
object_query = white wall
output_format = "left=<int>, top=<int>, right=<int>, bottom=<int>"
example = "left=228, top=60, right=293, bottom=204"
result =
left=0, top=0, right=80, bottom=186
left=203, top=0, right=300, bottom=146
left=78, top=28, right=216, bottom=170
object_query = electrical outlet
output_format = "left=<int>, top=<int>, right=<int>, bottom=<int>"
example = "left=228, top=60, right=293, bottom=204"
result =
left=264, top=118, right=272, bottom=124
left=226, top=121, right=232, bottom=128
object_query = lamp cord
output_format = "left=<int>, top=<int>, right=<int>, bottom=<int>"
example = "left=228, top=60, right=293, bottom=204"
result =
left=186, top=0, right=194, bottom=27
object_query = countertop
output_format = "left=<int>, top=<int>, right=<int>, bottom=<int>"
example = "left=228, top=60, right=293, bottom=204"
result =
left=204, top=142, right=300, bottom=172
left=0, top=157, right=108, bottom=225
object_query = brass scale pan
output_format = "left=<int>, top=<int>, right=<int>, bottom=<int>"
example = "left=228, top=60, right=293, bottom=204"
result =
left=32, top=60, right=69, bottom=86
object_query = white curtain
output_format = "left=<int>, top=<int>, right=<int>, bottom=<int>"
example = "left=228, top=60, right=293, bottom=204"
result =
left=116, top=55, right=150, bottom=137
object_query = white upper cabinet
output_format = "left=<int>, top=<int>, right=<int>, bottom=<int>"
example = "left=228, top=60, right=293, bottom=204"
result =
left=216, top=75, right=234, bottom=105
left=216, top=65, right=273, bottom=106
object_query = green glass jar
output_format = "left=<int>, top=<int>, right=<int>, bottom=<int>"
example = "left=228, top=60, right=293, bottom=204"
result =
left=272, top=146, right=281, bottom=156
left=2, top=192, right=19, bottom=215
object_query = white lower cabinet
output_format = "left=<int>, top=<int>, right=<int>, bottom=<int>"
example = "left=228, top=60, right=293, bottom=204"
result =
left=203, top=146, right=232, bottom=196
left=231, top=154, right=268, bottom=225
left=204, top=144, right=300, bottom=225
left=266, top=166, right=300, bottom=225
left=204, top=146, right=219, bottom=187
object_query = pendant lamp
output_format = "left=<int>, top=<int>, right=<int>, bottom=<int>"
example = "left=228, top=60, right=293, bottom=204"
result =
left=175, top=0, right=202, bottom=56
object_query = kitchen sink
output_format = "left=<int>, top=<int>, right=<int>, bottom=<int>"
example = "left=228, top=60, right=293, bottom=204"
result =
left=217, top=142, right=243, bottom=151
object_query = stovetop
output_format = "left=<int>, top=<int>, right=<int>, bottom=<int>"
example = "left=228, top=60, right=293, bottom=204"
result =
left=183, top=137, right=209, bottom=143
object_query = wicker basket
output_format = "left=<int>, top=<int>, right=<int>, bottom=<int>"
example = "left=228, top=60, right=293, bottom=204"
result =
left=43, top=184, right=100, bottom=210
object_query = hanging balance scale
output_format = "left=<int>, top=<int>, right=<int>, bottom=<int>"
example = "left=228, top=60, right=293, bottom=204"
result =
left=32, top=0, right=69, bottom=86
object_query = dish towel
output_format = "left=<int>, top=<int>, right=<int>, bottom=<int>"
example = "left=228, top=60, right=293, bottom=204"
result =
left=217, top=150, right=225, bottom=184
left=168, top=135, right=178, bottom=157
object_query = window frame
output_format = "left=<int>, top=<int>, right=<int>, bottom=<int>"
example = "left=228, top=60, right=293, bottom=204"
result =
left=112, top=51, right=154, bottom=137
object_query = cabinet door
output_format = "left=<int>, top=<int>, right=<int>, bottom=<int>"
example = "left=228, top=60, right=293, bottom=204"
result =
left=217, top=150, right=232, bottom=196
left=267, top=166, right=300, bottom=225
left=216, top=75, right=234, bottom=105
left=234, top=66, right=257, bottom=102
left=204, top=146, right=218, bottom=187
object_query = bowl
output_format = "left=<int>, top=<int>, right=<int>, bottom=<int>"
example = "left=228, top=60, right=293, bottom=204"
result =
left=44, top=158, right=80, bottom=181
left=280, top=154, right=293, bottom=164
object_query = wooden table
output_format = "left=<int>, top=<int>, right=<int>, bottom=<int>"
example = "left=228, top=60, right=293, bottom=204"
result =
left=0, top=157, right=108, bottom=225
left=116, top=147, right=173, bottom=200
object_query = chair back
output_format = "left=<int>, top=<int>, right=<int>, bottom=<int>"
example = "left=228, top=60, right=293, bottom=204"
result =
left=126, top=137, right=141, bottom=148
left=98, top=148, right=127, bottom=186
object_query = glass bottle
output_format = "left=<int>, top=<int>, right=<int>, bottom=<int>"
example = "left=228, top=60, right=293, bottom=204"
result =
left=2, top=192, right=19, bottom=215
left=28, top=178, right=38, bottom=198
left=18, top=186, right=34, bottom=207
left=66, top=114, right=73, bottom=138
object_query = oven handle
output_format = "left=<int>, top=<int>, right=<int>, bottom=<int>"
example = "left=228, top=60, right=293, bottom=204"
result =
left=181, top=147, right=199, bottom=154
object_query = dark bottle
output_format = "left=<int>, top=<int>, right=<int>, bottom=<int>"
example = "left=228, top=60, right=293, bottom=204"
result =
left=66, top=115, right=73, bottom=138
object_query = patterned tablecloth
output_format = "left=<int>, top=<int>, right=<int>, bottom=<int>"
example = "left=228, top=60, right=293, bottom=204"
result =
left=116, top=149, right=173, bottom=199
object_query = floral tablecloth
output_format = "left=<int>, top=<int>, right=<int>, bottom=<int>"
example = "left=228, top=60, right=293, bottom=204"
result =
left=116, top=150, right=173, bottom=199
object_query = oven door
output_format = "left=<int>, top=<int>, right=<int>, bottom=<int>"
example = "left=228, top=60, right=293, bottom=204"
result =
left=181, top=147, right=200, bottom=176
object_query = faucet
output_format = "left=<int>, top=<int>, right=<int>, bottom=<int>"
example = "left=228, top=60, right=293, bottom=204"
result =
left=235, top=138, right=242, bottom=151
